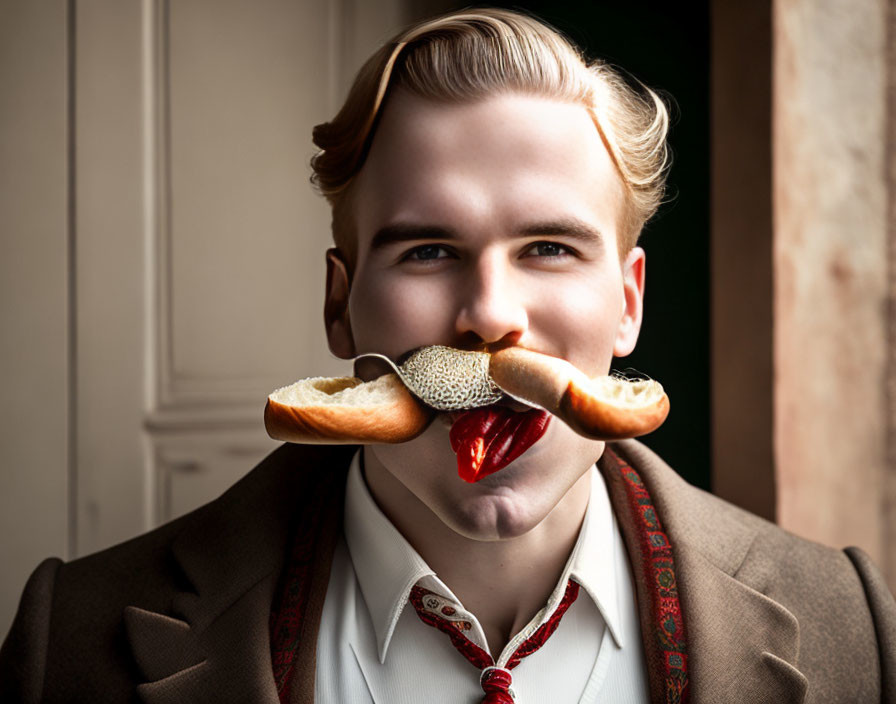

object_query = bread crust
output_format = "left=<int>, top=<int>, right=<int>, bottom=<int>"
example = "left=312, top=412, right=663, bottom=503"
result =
left=489, top=346, right=669, bottom=440
left=264, top=378, right=433, bottom=444
left=560, top=379, right=669, bottom=439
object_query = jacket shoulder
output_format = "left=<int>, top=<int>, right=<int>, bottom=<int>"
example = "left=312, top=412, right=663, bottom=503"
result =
left=1, top=442, right=353, bottom=701
left=0, top=558, right=61, bottom=703
left=50, top=441, right=340, bottom=597
left=609, top=439, right=892, bottom=699
left=845, top=546, right=896, bottom=700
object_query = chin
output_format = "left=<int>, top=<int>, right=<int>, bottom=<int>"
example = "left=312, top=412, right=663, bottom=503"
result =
left=431, top=447, right=591, bottom=542
left=435, top=489, right=545, bottom=541
left=371, top=421, right=602, bottom=541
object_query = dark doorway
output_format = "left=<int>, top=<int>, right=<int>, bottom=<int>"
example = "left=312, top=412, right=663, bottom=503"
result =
left=424, top=1, right=712, bottom=489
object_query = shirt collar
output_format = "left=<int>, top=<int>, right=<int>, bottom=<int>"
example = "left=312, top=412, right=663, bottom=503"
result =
left=566, top=463, right=625, bottom=649
left=344, top=450, right=435, bottom=662
left=344, top=450, right=626, bottom=663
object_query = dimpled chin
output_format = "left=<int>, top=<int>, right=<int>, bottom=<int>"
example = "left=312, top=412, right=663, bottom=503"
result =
left=427, top=454, right=569, bottom=540
left=433, top=485, right=550, bottom=541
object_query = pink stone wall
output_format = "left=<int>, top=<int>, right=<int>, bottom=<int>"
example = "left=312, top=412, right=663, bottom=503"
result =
left=773, top=0, right=889, bottom=574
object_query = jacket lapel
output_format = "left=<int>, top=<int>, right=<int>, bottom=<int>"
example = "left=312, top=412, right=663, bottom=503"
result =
left=124, top=443, right=357, bottom=704
left=124, top=436, right=808, bottom=702
left=126, top=573, right=280, bottom=704
left=603, top=440, right=808, bottom=704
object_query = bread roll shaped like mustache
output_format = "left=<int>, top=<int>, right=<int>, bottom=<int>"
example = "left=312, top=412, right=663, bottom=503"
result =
left=264, top=346, right=668, bottom=444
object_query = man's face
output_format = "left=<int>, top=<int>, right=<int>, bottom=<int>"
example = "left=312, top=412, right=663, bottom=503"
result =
left=325, top=89, right=645, bottom=541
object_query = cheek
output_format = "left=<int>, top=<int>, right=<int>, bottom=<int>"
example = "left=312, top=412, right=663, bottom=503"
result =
left=348, top=271, right=453, bottom=355
left=528, top=273, right=623, bottom=374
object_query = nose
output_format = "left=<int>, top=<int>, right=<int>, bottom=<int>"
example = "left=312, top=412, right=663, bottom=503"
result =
left=454, top=249, right=528, bottom=348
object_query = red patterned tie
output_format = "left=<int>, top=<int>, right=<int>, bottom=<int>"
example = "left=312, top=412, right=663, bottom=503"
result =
left=409, top=579, right=580, bottom=703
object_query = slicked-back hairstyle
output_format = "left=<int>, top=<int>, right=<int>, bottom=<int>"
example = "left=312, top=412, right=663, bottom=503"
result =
left=311, top=8, right=670, bottom=265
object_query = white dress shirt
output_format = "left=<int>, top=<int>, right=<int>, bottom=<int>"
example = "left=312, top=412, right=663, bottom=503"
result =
left=316, top=451, right=649, bottom=703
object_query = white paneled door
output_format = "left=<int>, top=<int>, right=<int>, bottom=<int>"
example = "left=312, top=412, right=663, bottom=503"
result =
left=79, top=0, right=415, bottom=547
left=1, top=0, right=415, bottom=635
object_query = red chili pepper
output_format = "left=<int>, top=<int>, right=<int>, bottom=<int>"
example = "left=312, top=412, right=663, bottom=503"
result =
left=449, top=407, right=550, bottom=483
left=449, top=408, right=498, bottom=482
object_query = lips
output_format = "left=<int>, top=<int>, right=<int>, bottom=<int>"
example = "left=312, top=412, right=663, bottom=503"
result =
left=448, top=405, right=551, bottom=483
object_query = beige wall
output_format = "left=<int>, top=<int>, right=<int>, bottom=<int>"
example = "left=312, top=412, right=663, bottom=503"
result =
left=0, top=0, right=70, bottom=639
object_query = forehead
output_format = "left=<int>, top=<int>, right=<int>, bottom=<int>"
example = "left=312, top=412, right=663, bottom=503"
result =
left=351, top=90, right=626, bottom=244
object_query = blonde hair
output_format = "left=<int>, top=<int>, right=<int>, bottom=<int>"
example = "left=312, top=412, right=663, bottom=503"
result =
left=312, top=8, right=670, bottom=263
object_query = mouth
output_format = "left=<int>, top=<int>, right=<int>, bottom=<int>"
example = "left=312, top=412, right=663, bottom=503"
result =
left=448, top=404, right=551, bottom=483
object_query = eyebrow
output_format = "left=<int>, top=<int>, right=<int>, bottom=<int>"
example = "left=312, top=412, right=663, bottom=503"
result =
left=369, top=224, right=458, bottom=252
left=368, top=218, right=606, bottom=252
left=518, top=219, right=605, bottom=250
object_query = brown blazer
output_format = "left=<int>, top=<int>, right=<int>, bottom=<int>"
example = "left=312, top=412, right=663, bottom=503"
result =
left=1, top=439, right=894, bottom=703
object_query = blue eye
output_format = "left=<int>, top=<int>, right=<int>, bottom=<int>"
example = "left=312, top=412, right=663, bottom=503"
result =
left=527, top=241, right=573, bottom=258
left=405, top=244, right=451, bottom=261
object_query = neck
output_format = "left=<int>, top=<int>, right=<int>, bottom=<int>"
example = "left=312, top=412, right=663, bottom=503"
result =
left=362, top=447, right=592, bottom=655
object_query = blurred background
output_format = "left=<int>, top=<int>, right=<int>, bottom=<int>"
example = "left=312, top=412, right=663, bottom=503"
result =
left=1, top=0, right=893, bottom=635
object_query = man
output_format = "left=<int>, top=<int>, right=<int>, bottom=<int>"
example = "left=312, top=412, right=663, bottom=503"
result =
left=2, top=8, right=894, bottom=704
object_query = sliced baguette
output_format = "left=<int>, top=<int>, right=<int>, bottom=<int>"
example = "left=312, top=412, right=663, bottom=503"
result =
left=489, top=347, right=669, bottom=440
left=264, top=373, right=433, bottom=444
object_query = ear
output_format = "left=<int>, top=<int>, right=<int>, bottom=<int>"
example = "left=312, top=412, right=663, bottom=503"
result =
left=324, top=248, right=356, bottom=359
left=613, top=246, right=646, bottom=357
